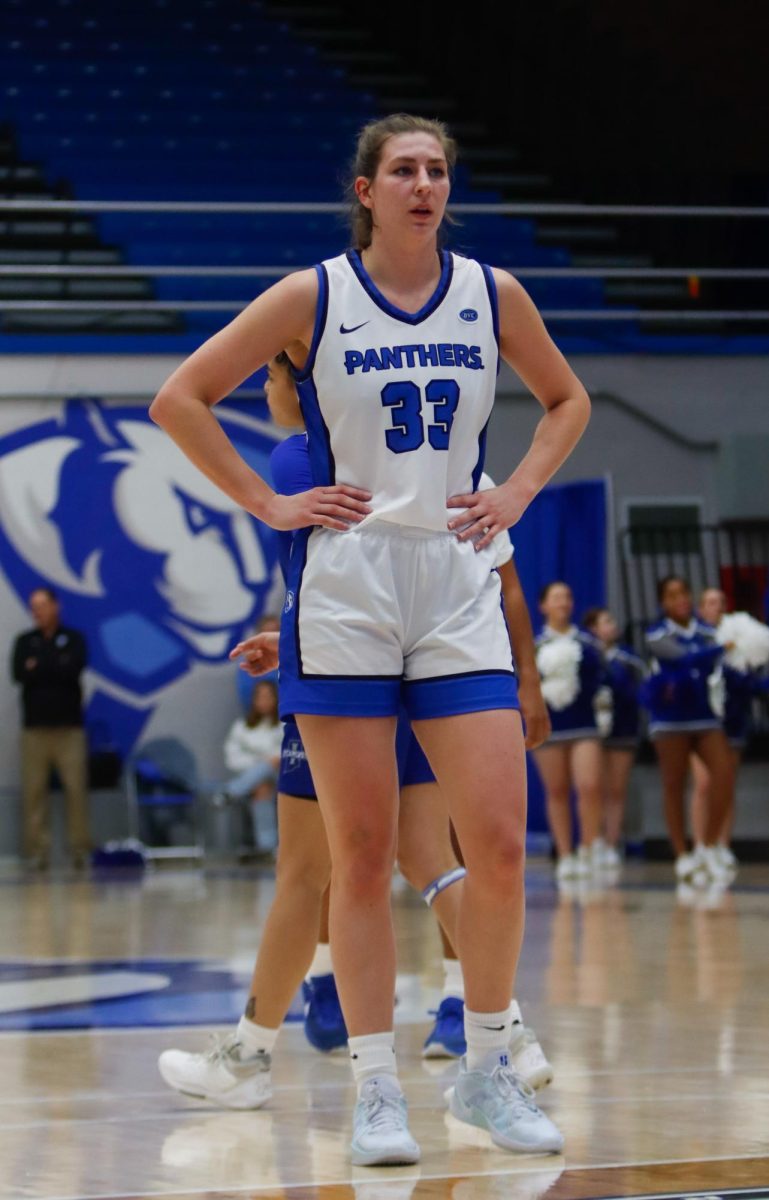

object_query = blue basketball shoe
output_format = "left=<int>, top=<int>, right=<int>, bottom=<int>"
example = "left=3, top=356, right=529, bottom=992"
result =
left=422, top=996, right=466, bottom=1058
left=304, top=972, right=348, bottom=1052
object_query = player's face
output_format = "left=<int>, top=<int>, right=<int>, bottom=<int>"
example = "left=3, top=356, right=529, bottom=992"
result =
left=661, top=579, right=693, bottom=623
left=359, top=132, right=450, bottom=240
left=265, top=359, right=303, bottom=428
left=699, top=588, right=726, bottom=626
left=593, top=610, right=618, bottom=644
left=541, top=584, right=573, bottom=626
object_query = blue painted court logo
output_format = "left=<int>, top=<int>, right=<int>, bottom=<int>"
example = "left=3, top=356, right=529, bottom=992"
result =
left=459, top=308, right=478, bottom=322
left=0, top=397, right=281, bottom=754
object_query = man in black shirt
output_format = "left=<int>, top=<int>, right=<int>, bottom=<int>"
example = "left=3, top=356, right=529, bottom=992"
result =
left=11, top=587, right=89, bottom=869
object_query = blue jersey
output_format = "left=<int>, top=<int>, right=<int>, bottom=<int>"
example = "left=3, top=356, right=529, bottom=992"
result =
left=270, top=433, right=313, bottom=580
left=536, top=626, right=605, bottom=741
left=643, top=617, right=724, bottom=733
left=605, top=644, right=645, bottom=744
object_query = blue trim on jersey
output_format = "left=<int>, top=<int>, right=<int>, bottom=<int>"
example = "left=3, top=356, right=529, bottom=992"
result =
left=295, top=375, right=335, bottom=487
left=472, top=417, right=489, bottom=491
left=404, top=670, right=519, bottom=720
left=290, top=264, right=329, bottom=383
left=346, top=249, right=454, bottom=326
left=481, top=264, right=501, bottom=376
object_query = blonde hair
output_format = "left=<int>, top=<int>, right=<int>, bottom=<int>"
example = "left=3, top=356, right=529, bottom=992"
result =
left=346, top=113, right=458, bottom=250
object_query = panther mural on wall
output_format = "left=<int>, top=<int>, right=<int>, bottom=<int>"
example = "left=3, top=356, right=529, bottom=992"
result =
left=0, top=397, right=281, bottom=754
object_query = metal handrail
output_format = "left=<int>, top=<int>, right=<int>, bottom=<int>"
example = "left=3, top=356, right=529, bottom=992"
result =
left=0, top=199, right=769, bottom=217
left=1, top=265, right=768, bottom=279
left=3, top=301, right=769, bottom=320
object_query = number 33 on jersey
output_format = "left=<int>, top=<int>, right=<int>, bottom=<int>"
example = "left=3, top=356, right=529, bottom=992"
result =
left=290, top=249, right=500, bottom=532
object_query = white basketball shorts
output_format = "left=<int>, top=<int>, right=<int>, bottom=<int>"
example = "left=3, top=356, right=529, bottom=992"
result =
left=278, top=521, right=518, bottom=720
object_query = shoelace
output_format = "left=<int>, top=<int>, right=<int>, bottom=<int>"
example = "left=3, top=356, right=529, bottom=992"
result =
left=204, top=1033, right=242, bottom=1064
left=360, top=1085, right=406, bottom=1133
left=494, top=1066, right=540, bottom=1114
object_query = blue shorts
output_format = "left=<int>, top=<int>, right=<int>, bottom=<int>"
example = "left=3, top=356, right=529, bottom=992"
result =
left=278, top=713, right=435, bottom=801
left=279, top=524, right=519, bottom=721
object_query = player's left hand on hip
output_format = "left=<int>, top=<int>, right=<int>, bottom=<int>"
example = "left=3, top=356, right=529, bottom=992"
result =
left=447, top=482, right=524, bottom=551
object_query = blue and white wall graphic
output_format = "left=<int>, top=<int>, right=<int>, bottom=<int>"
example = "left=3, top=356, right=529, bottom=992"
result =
left=0, top=397, right=281, bottom=780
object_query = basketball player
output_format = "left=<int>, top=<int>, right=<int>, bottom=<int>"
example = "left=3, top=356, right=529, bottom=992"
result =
left=158, top=354, right=554, bottom=1107
left=151, top=113, right=589, bottom=1164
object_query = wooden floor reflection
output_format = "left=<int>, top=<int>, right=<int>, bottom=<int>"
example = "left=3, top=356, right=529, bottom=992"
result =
left=0, top=860, right=767, bottom=1200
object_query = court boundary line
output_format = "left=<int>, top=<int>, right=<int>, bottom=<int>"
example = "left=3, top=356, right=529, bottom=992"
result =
left=33, top=1154, right=769, bottom=1200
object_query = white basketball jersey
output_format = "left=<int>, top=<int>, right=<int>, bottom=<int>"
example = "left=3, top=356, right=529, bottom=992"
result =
left=293, top=249, right=499, bottom=532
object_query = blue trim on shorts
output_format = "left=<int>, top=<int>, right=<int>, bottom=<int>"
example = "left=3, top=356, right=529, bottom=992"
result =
left=401, top=730, right=435, bottom=786
left=404, top=670, right=519, bottom=720
left=279, top=673, right=403, bottom=719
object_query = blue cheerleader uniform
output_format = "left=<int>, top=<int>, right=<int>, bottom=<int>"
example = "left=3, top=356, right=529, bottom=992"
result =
left=604, top=645, right=646, bottom=750
left=536, top=626, right=606, bottom=743
left=643, top=617, right=725, bottom=737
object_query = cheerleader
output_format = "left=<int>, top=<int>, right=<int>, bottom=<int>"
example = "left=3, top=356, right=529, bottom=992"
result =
left=583, top=608, right=646, bottom=868
left=534, top=582, right=606, bottom=881
left=689, top=587, right=769, bottom=870
left=643, top=576, right=735, bottom=886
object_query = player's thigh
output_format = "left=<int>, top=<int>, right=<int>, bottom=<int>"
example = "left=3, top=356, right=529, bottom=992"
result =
left=296, top=714, right=400, bottom=863
left=533, top=742, right=571, bottom=799
left=570, top=737, right=603, bottom=793
left=653, top=733, right=692, bottom=790
left=412, top=709, right=526, bottom=867
left=692, top=728, right=732, bottom=784
left=688, top=748, right=710, bottom=795
left=397, top=781, right=456, bottom=888
left=275, top=792, right=331, bottom=890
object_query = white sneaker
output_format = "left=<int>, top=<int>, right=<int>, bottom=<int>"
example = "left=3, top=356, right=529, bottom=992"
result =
left=555, top=853, right=578, bottom=882
left=450, top=1059, right=564, bottom=1154
left=701, top=845, right=735, bottom=887
left=509, top=1000, right=553, bottom=1091
left=675, top=849, right=709, bottom=887
left=574, top=845, right=593, bottom=878
left=350, top=1077, right=421, bottom=1166
left=715, top=843, right=738, bottom=872
left=158, top=1034, right=272, bottom=1109
left=592, top=839, right=621, bottom=870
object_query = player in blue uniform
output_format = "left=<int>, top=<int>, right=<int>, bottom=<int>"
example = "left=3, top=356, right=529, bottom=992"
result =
left=582, top=607, right=646, bottom=869
left=643, top=576, right=734, bottom=886
left=533, top=582, right=606, bottom=881
left=151, top=112, right=589, bottom=1163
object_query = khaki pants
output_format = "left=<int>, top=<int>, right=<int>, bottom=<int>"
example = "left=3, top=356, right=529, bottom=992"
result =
left=21, top=727, right=90, bottom=861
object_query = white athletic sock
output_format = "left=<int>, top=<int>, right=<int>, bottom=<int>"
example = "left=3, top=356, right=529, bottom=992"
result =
left=308, top=942, right=334, bottom=978
left=509, top=998, right=524, bottom=1028
left=442, top=957, right=465, bottom=1000
left=464, top=1004, right=514, bottom=1072
left=237, top=1015, right=279, bottom=1057
left=348, top=1032, right=399, bottom=1093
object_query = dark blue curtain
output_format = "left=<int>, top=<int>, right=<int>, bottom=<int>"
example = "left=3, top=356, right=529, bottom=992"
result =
left=512, top=479, right=608, bottom=834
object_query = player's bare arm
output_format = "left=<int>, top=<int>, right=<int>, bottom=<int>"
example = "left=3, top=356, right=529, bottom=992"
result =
left=149, top=270, right=371, bottom=531
left=498, top=559, right=551, bottom=750
left=448, top=270, right=590, bottom=549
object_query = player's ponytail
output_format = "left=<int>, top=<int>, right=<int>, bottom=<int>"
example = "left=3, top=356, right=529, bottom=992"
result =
left=345, top=113, right=458, bottom=250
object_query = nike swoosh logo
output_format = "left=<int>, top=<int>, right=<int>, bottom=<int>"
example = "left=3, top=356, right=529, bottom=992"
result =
left=339, top=321, right=370, bottom=334
left=481, top=1024, right=506, bottom=1031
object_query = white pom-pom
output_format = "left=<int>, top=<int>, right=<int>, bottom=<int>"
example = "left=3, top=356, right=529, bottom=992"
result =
left=717, top=612, right=769, bottom=672
left=537, top=635, right=582, bottom=710
left=593, top=685, right=613, bottom=737
left=708, top=669, right=725, bottom=718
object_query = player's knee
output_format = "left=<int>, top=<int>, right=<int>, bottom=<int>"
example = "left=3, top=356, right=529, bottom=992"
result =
left=334, top=844, right=395, bottom=901
left=469, top=829, right=525, bottom=891
left=275, top=849, right=331, bottom=895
